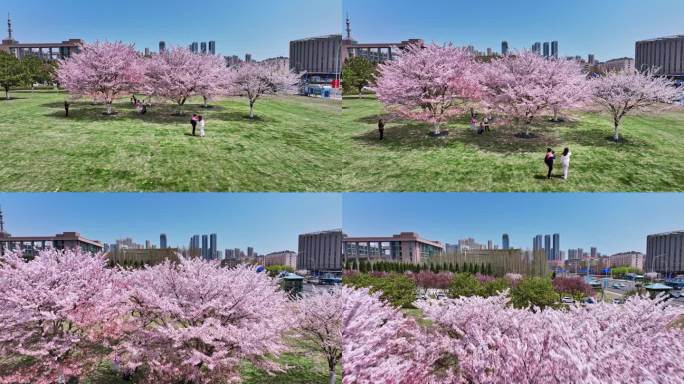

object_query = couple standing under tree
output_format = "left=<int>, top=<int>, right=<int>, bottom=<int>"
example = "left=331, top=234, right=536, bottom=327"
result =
left=545, top=148, right=572, bottom=180
left=191, top=114, right=206, bottom=138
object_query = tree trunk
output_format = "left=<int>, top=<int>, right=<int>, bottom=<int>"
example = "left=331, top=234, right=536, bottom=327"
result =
left=328, top=370, right=336, bottom=384
left=553, top=108, right=559, bottom=122
left=203, top=96, right=208, bottom=108
left=613, top=122, right=620, bottom=142
left=106, top=102, right=113, bottom=115
left=5, top=89, right=9, bottom=100
left=249, top=101, right=255, bottom=119
left=178, top=103, right=183, bottom=116
left=358, top=88, right=363, bottom=99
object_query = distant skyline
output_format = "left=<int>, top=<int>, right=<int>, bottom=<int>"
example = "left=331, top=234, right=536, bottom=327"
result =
left=0, top=193, right=342, bottom=254
left=342, top=193, right=684, bottom=255
left=342, top=0, right=684, bottom=61
left=2, top=0, right=341, bottom=60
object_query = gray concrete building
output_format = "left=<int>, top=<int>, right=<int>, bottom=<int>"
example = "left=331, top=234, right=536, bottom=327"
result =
left=290, top=34, right=342, bottom=81
left=0, top=232, right=103, bottom=258
left=646, top=231, right=684, bottom=276
left=635, top=35, right=684, bottom=79
left=298, top=230, right=344, bottom=273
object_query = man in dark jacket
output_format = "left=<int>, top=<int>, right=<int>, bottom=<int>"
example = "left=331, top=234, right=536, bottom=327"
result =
left=378, top=118, right=385, bottom=140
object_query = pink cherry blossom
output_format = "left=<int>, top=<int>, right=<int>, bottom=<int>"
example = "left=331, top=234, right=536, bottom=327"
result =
left=116, top=258, right=291, bottom=384
left=374, top=43, right=481, bottom=135
left=56, top=41, right=145, bottom=114
left=592, top=69, right=680, bottom=141
left=230, top=61, right=300, bottom=119
left=0, top=249, right=128, bottom=384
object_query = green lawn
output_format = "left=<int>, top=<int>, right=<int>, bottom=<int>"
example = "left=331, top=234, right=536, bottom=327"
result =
left=340, top=96, right=684, bottom=191
left=0, top=90, right=343, bottom=192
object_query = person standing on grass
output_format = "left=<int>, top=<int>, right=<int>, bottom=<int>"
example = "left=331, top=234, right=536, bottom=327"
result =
left=470, top=116, right=478, bottom=132
left=199, top=116, right=206, bottom=138
left=191, top=114, right=198, bottom=136
left=544, top=148, right=555, bottom=179
left=561, top=147, right=572, bottom=180
left=64, top=100, right=69, bottom=117
left=378, top=118, right=385, bottom=140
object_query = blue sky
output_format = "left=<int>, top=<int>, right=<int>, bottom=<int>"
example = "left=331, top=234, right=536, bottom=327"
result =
left=342, top=193, right=684, bottom=255
left=343, top=0, right=684, bottom=60
left=2, top=0, right=341, bottom=60
left=0, top=193, right=342, bottom=254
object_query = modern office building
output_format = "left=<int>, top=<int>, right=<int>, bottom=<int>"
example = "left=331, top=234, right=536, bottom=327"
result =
left=598, top=57, right=635, bottom=73
left=189, top=42, right=199, bottom=54
left=0, top=15, right=83, bottom=61
left=590, top=247, right=598, bottom=259
left=247, top=246, right=254, bottom=258
left=646, top=231, right=684, bottom=276
left=159, top=41, right=166, bottom=53
left=343, top=232, right=444, bottom=265
left=200, top=42, right=207, bottom=54
left=245, top=53, right=252, bottom=63
left=298, top=230, right=344, bottom=273
left=635, top=36, right=684, bottom=80
left=502, top=234, right=510, bottom=250
left=544, top=235, right=552, bottom=260
left=209, top=234, right=217, bottom=260
left=551, top=41, right=559, bottom=58
left=263, top=250, right=298, bottom=270
left=487, top=240, right=493, bottom=250
left=501, top=41, right=509, bottom=55
left=588, top=54, right=596, bottom=65
left=552, top=234, right=560, bottom=260
left=201, top=235, right=209, bottom=259
left=208, top=41, right=216, bottom=55
left=532, top=42, right=542, bottom=55
left=290, top=35, right=342, bottom=83
left=0, top=232, right=103, bottom=257
left=160, top=233, right=167, bottom=249
left=610, top=251, right=644, bottom=270
left=543, top=42, right=550, bottom=57
left=533, top=234, right=543, bottom=254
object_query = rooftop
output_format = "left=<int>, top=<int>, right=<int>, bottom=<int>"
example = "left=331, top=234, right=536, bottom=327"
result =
left=637, top=35, right=684, bottom=43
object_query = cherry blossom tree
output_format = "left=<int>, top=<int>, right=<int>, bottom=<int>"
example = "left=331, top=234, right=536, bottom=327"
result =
left=0, top=249, right=128, bottom=384
left=143, top=47, right=225, bottom=115
left=116, top=258, right=291, bottom=384
left=480, top=51, right=554, bottom=136
left=56, top=41, right=144, bottom=114
left=374, top=43, right=481, bottom=135
left=416, top=293, right=684, bottom=383
left=342, top=286, right=455, bottom=384
left=543, top=58, right=591, bottom=121
left=196, top=53, right=233, bottom=108
left=230, top=61, right=300, bottom=119
left=592, top=69, right=680, bottom=141
left=552, top=276, right=594, bottom=300
left=410, top=271, right=453, bottom=294
left=294, top=289, right=342, bottom=384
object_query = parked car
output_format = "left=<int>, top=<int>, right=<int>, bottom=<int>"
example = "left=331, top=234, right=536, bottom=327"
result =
left=561, top=296, right=575, bottom=304
left=611, top=298, right=623, bottom=304
left=581, top=297, right=597, bottom=305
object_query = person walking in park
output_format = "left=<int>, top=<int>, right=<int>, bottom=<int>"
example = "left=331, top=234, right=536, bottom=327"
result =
left=64, top=100, right=69, bottom=117
left=378, top=118, right=385, bottom=140
left=191, top=114, right=198, bottom=136
left=198, top=116, right=206, bottom=138
left=561, top=147, right=572, bottom=180
left=483, top=114, right=491, bottom=132
left=470, top=116, right=478, bottom=132
left=545, top=148, right=556, bottom=179
left=478, top=121, right=485, bottom=135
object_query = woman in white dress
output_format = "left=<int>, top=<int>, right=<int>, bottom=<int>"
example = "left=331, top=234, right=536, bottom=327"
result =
left=561, top=147, right=572, bottom=180
left=198, top=116, right=206, bottom=138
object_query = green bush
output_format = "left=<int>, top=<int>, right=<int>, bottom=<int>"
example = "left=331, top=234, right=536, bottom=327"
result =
left=343, top=273, right=417, bottom=308
left=481, top=278, right=509, bottom=297
left=265, top=265, right=294, bottom=277
left=448, top=273, right=482, bottom=298
left=510, top=277, right=560, bottom=310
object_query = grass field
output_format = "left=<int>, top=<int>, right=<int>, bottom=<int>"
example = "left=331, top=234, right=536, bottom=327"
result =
left=0, top=90, right=343, bottom=192
left=340, top=96, right=684, bottom=192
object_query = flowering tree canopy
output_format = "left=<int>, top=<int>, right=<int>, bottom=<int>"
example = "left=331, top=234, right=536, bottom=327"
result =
left=0, top=250, right=127, bottom=384
left=342, top=287, right=453, bottom=384
left=416, top=293, right=684, bottom=384
left=143, top=47, right=222, bottom=115
left=195, top=53, right=233, bottom=108
left=480, top=51, right=555, bottom=135
left=294, top=289, right=343, bottom=384
left=56, top=41, right=144, bottom=114
left=230, top=62, right=300, bottom=119
left=117, top=258, right=291, bottom=384
left=410, top=271, right=453, bottom=292
left=592, top=69, right=680, bottom=141
left=374, top=43, right=481, bottom=134
left=542, top=58, right=591, bottom=121
left=552, top=276, right=595, bottom=299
